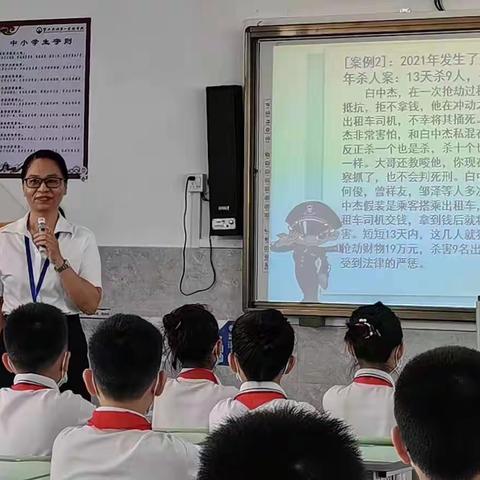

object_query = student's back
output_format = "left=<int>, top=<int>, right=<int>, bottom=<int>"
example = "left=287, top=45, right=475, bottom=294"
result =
left=51, top=314, right=198, bottom=480
left=323, top=302, right=403, bottom=438
left=155, top=374, right=237, bottom=430
left=210, top=309, right=315, bottom=431
left=53, top=421, right=198, bottom=479
left=153, top=305, right=237, bottom=430
left=0, top=303, right=93, bottom=457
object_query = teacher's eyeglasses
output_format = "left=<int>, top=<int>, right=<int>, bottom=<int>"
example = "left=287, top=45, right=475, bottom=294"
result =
left=23, top=177, right=64, bottom=189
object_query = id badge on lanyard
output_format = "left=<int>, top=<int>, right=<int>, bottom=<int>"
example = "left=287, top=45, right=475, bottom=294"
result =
left=24, top=235, right=59, bottom=303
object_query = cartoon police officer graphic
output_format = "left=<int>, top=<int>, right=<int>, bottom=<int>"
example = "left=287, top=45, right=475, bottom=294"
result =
left=271, top=201, right=342, bottom=302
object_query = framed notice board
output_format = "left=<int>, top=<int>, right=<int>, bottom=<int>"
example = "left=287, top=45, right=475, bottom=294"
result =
left=0, top=17, right=91, bottom=179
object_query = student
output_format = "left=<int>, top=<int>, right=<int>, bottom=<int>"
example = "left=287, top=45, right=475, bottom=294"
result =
left=152, top=304, right=237, bottom=430
left=199, top=406, right=365, bottom=480
left=323, top=302, right=403, bottom=438
left=209, top=309, right=314, bottom=431
left=393, top=346, right=480, bottom=480
left=0, top=303, right=94, bottom=457
left=50, top=314, right=198, bottom=480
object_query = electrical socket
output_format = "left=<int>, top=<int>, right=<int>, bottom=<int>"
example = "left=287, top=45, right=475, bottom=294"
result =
left=187, top=174, right=207, bottom=193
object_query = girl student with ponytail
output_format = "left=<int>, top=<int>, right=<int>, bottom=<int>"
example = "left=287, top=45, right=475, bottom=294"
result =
left=152, top=304, right=238, bottom=431
left=323, top=302, right=404, bottom=439
left=209, top=309, right=315, bottom=431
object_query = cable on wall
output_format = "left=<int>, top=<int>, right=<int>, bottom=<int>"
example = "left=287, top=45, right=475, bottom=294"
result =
left=179, top=177, right=217, bottom=296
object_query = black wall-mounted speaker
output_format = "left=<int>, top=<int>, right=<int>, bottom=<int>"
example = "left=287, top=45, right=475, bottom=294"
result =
left=206, top=85, right=244, bottom=236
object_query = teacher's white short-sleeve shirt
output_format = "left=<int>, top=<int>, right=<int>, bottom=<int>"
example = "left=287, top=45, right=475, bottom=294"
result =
left=0, top=213, right=102, bottom=315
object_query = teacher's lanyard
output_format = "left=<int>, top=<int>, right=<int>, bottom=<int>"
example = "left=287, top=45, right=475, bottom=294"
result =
left=24, top=234, right=59, bottom=303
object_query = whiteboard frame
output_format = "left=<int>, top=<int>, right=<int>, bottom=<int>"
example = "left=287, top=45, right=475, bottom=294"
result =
left=243, top=16, right=480, bottom=322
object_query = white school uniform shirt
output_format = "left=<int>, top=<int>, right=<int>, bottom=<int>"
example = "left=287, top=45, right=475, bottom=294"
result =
left=0, top=212, right=102, bottom=315
left=209, top=381, right=316, bottom=431
left=51, top=407, right=199, bottom=480
left=0, top=373, right=94, bottom=457
left=152, top=368, right=238, bottom=430
left=322, top=368, right=396, bottom=439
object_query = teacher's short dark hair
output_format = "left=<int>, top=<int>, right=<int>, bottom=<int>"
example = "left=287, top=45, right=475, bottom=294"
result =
left=395, top=346, right=480, bottom=480
left=5, top=303, right=68, bottom=372
left=88, top=314, right=163, bottom=401
left=21, top=149, right=69, bottom=182
left=198, top=406, right=365, bottom=480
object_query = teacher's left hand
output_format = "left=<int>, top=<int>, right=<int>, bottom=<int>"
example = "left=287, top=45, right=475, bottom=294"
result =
left=33, top=228, right=63, bottom=267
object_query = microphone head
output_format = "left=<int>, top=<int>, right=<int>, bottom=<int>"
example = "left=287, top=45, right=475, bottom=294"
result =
left=37, top=217, right=47, bottom=231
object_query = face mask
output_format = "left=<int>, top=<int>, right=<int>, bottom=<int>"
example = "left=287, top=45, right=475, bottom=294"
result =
left=213, top=349, right=221, bottom=368
left=57, top=353, right=68, bottom=388
left=147, top=372, right=162, bottom=412
left=213, top=340, right=224, bottom=367
left=145, top=404, right=154, bottom=421
left=57, top=372, right=68, bottom=388
left=391, top=350, right=404, bottom=378
left=7, top=358, right=14, bottom=373
left=235, top=371, right=243, bottom=382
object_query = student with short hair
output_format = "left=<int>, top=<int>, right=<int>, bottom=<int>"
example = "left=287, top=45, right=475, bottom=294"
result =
left=209, top=309, right=314, bottom=431
left=0, top=302, right=94, bottom=457
left=51, top=314, right=198, bottom=480
left=323, top=301, right=403, bottom=438
left=393, top=346, right=480, bottom=480
left=152, top=304, right=237, bottom=430
left=199, top=406, right=365, bottom=480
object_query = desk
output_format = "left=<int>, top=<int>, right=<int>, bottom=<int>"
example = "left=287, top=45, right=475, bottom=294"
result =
left=360, top=445, right=413, bottom=480
left=0, top=457, right=50, bottom=480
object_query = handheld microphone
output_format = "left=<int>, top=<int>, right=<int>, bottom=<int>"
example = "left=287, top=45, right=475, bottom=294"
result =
left=37, top=217, right=48, bottom=259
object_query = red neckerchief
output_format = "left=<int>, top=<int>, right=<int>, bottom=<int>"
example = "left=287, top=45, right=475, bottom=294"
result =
left=11, top=383, right=50, bottom=392
left=235, top=390, right=287, bottom=410
left=178, top=368, right=219, bottom=384
left=354, top=375, right=393, bottom=387
left=88, top=410, right=151, bottom=431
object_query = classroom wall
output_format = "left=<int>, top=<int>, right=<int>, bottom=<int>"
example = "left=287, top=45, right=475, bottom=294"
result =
left=3, top=0, right=480, bottom=408
left=1, top=0, right=480, bottom=246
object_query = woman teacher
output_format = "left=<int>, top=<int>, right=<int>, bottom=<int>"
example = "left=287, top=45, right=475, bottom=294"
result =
left=0, top=150, right=102, bottom=399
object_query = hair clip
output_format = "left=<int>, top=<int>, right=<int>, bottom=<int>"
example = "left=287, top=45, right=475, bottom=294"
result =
left=175, top=319, right=182, bottom=330
left=355, top=318, right=381, bottom=339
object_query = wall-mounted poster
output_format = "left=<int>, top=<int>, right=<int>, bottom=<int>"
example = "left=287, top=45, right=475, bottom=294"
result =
left=0, top=18, right=91, bottom=179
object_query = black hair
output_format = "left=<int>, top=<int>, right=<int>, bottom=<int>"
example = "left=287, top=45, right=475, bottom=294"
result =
left=4, top=303, right=68, bottom=372
left=163, top=304, right=219, bottom=370
left=345, top=302, right=403, bottom=365
left=88, top=314, right=163, bottom=401
left=395, top=346, right=480, bottom=480
left=198, top=406, right=365, bottom=480
left=232, top=309, right=294, bottom=381
left=21, top=149, right=69, bottom=183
